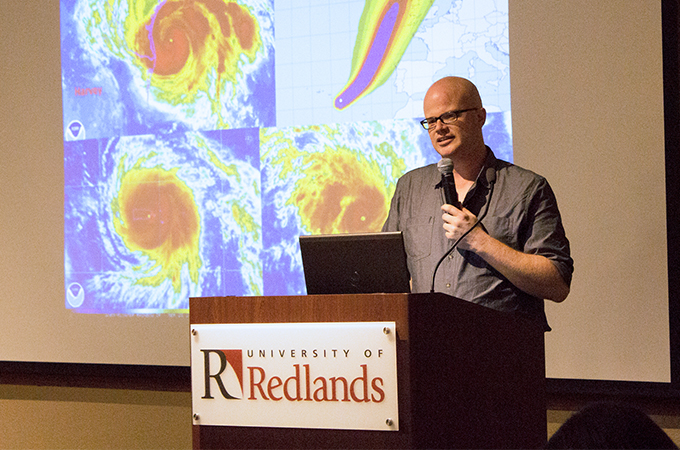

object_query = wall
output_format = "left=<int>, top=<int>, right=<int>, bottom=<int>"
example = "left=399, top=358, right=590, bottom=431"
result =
left=3, top=383, right=680, bottom=449
left=1, top=384, right=191, bottom=450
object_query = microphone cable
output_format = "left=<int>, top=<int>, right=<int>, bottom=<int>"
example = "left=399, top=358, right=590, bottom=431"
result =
left=430, top=167, right=497, bottom=294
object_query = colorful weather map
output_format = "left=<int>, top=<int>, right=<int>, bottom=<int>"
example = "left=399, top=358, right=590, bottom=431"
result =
left=65, top=131, right=261, bottom=312
left=62, top=0, right=512, bottom=313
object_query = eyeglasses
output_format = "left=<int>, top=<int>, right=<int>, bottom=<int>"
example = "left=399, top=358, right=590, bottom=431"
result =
left=420, top=108, right=478, bottom=130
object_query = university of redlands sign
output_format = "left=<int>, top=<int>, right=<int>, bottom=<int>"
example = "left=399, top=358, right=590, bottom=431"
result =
left=190, top=322, right=399, bottom=431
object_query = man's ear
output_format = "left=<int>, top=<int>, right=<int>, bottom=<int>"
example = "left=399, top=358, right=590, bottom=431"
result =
left=477, top=107, right=487, bottom=126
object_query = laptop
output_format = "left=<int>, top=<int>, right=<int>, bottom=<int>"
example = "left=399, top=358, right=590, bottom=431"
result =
left=299, top=231, right=411, bottom=295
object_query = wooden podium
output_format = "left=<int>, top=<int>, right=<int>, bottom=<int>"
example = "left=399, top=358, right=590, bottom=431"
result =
left=190, top=293, right=546, bottom=449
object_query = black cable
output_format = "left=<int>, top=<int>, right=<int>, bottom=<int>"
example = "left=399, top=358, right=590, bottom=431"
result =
left=430, top=167, right=496, bottom=293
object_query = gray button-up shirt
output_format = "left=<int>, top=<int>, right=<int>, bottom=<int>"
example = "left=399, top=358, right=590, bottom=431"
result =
left=382, top=148, right=573, bottom=330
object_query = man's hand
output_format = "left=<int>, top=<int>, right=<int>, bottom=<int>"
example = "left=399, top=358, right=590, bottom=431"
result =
left=440, top=204, right=569, bottom=302
left=440, top=204, right=485, bottom=249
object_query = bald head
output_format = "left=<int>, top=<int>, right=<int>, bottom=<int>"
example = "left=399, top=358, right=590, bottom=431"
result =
left=424, top=77, right=483, bottom=114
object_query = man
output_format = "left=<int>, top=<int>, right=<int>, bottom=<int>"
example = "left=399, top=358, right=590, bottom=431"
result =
left=382, top=77, right=573, bottom=329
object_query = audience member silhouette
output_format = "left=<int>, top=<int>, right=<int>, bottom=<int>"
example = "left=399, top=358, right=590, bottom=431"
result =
left=545, top=402, right=677, bottom=449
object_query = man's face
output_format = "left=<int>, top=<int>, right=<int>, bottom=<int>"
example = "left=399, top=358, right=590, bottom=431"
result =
left=423, top=88, right=485, bottom=160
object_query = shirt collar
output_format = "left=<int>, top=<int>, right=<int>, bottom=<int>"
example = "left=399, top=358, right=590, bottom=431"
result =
left=478, top=146, right=498, bottom=188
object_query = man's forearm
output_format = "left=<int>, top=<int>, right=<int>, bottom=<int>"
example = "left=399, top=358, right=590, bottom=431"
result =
left=466, top=227, right=570, bottom=302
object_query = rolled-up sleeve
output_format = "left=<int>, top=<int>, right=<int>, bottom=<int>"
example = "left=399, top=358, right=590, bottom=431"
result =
left=520, top=178, right=573, bottom=287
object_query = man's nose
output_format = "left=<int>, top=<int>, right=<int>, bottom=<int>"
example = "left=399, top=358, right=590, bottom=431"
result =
left=432, top=119, right=448, bottom=132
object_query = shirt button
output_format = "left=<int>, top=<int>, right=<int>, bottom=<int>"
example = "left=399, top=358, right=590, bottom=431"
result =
left=448, top=255, right=453, bottom=259
left=446, top=283, right=451, bottom=288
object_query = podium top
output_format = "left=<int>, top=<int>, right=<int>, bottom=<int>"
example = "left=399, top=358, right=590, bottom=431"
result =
left=189, top=292, right=543, bottom=342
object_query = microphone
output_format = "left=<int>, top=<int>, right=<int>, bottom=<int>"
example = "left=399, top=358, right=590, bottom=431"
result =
left=430, top=166, right=497, bottom=293
left=436, top=158, right=461, bottom=208
left=485, top=166, right=496, bottom=185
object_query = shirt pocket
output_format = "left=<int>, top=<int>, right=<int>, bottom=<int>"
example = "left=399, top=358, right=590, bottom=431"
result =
left=403, top=216, right=434, bottom=261
left=482, top=216, right=518, bottom=249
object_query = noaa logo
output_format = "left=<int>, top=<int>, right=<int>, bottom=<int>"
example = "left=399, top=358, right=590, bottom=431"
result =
left=66, top=282, right=85, bottom=308
left=65, top=120, right=85, bottom=141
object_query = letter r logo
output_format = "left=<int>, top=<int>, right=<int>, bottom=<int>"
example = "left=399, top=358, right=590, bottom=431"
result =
left=201, top=349, right=243, bottom=400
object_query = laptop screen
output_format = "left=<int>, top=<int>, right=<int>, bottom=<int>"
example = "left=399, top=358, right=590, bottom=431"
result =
left=299, top=231, right=411, bottom=295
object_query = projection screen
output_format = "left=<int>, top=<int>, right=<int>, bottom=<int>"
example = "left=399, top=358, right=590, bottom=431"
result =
left=0, top=0, right=671, bottom=384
